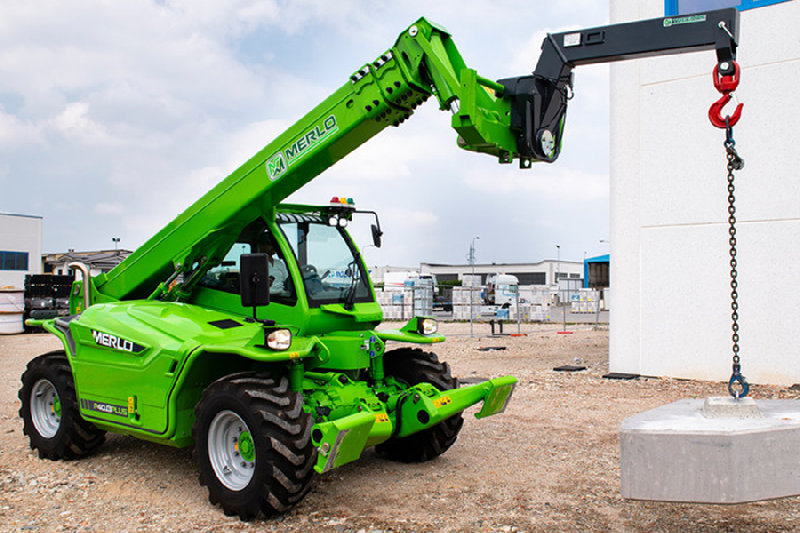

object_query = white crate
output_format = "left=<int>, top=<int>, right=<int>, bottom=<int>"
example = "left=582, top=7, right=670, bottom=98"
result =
left=453, top=287, right=481, bottom=304
left=453, top=304, right=479, bottom=320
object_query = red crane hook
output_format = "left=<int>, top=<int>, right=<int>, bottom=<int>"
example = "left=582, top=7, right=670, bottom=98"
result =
left=709, top=93, right=744, bottom=129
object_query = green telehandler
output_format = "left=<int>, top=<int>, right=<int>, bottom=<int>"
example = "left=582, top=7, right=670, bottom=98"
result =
left=20, top=10, right=740, bottom=519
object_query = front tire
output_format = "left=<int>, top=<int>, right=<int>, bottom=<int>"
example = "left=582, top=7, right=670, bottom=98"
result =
left=193, top=374, right=316, bottom=520
left=18, top=351, right=106, bottom=460
left=377, top=348, right=464, bottom=463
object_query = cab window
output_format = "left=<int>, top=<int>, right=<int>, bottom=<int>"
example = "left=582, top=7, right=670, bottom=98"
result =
left=197, top=222, right=296, bottom=306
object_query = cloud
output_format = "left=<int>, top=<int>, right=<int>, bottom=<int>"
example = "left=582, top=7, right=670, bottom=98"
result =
left=552, top=0, right=611, bottom=22
left=51, top=102, right=118, bottom=145
left=465, top=165, right=609, bottom=204
left=94, top=202, right=127, bottom=216
left=385, top=208, right=439, bottom=227
left=507, top=30, right=553, bottom=75
left=322, top=120, right=451, bottom=183
left=221, top=118, right=293, bottom=173
left=0, top=110, right=43, bottom=147
left=163, top=0, right=281, bottom=36
left=0, top=1, right=267, bottom=120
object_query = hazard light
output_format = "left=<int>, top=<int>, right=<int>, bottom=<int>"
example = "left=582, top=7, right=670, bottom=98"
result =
left=330, top=197, right=355, bottom=207
left=328, top=197, right=355, bottom=228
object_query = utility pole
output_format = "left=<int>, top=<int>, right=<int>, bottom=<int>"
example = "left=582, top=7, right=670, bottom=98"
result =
left=467, top=236, right=479, bottom=337
left=556, top=244, right=565, bottom=331
left=556, top=244, right=561, bottom=304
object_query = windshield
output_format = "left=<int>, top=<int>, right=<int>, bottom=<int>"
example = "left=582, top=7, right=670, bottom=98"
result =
left=279, top=219, right=372, bottom=307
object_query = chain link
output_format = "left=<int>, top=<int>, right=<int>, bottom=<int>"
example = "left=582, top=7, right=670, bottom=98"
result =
left=725, top=127, right=748, bottom=398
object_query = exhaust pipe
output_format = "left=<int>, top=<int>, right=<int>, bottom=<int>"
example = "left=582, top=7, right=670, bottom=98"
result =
left=68, top=262, right=91, bottom=312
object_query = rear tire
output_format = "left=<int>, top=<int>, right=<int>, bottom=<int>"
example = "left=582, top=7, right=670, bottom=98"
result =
left=18, top=351, right=106, bottom=460
left=377, top=348, right=464, bottom=462
left=193, top=374, right=316, bottom=520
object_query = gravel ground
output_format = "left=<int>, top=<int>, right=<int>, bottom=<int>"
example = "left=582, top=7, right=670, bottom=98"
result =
left=2, top=323, right=800, bottom=533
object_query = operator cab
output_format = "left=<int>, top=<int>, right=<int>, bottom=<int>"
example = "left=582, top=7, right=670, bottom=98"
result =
left=197, top=200, right=377, bottom=310
left=278, top=214, right=372, bottom=308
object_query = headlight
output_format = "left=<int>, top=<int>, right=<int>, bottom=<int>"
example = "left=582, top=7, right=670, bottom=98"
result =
left=418, top=318, right=438, bottom=335
left=266, top=329, right=292, bottom=351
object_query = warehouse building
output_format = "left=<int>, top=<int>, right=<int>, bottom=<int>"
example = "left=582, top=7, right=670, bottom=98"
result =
left=420, top=260, right=584, bottom=287
left=0, top=213, right=42, bottom=289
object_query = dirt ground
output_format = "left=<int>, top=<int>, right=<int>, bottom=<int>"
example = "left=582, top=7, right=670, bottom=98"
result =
left=2, top=323, right=800, bottom=533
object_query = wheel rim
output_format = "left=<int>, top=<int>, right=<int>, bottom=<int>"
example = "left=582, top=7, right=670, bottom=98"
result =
left=207, top=410, right=256, bottom=491
left=30, top=379, right=61, bottom=438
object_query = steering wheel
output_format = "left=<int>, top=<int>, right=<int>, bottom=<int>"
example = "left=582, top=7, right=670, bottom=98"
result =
left=301, top=265, right=318, bottom=278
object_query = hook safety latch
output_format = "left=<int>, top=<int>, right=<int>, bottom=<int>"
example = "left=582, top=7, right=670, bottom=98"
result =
left=709, top=61, right=744, bottom=129
left=710, top=93, right=743, bottom=129
left=728, top=371, right=750, bottom=399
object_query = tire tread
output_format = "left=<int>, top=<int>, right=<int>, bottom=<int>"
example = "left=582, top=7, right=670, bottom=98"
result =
left=193, top=374, right=316, bottom=519
left=18, top=351, right=105, bottom=461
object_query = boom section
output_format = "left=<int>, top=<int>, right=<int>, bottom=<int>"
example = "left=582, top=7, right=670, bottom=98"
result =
left=93, top=18, right=518, bottom=303
left=499, top=8, right=739, bottom=163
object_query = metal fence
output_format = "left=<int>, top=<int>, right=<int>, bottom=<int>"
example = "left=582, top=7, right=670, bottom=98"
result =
left=376, top=284, right=609, bottom=324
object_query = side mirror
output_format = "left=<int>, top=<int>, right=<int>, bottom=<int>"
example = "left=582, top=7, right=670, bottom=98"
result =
left=240, top=253, right=270, bottom=310
left=371, top=224, right=383, bottom=248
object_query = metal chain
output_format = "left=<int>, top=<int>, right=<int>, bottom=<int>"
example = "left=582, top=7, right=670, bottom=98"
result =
left=724, top=124, right=748, bottom=398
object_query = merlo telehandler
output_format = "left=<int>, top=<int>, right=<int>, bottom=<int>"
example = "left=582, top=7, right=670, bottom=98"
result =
left=20, top=10, right=740, bottom=519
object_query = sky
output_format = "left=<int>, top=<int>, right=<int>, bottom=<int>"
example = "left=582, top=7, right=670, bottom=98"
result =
left=0, top=0, right=611, bottom=269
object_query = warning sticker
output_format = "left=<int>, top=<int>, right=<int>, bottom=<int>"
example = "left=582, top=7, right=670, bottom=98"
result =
left=433, top=396, right=452, bottom=409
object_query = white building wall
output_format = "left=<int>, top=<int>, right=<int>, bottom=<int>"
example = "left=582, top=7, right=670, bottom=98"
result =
left=610, top=1, right=800, bottom=384
left=0, top=214, right=42, bottom=289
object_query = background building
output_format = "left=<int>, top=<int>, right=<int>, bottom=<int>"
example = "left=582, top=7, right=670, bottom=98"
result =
left=584, top=254, right=610, bottom=289
left=0, top=213, right=42, bottom=289
left=609, top=0, right=798, bottom=384
left=42, top=249, right=132, bottom=277
left=420, top=260, right=584, bottom=287
left=367, top=265, right=417, bottom=286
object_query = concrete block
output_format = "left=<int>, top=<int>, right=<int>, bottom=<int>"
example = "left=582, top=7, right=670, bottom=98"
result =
left=620, top=399, right=800, bottom=503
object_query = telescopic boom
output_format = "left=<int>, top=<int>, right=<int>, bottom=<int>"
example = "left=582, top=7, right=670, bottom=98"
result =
left=89, top=9, right=739, bottom=305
